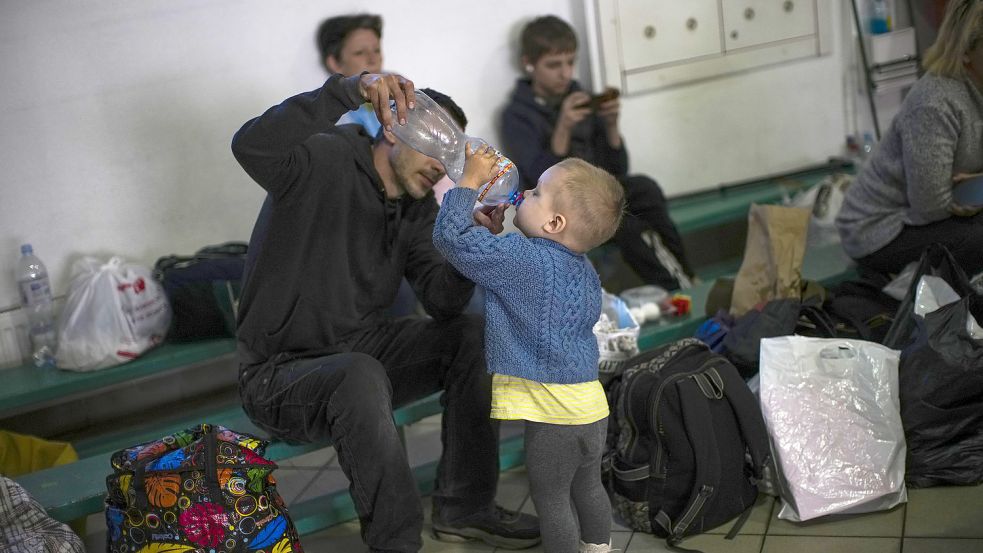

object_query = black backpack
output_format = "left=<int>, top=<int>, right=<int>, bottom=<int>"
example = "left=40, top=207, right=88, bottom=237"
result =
left=607, top=338, right=770, bottom=550
left=822, top=275, right=900, bottom=344
left=153, top=242, right=247, bottom=341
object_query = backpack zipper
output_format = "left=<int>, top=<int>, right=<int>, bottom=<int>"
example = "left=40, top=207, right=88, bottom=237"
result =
left=140, top=463, right=275, bottom=472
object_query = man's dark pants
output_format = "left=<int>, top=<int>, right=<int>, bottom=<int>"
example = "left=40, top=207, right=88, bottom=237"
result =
left=239, top=314, right=497, bottom=553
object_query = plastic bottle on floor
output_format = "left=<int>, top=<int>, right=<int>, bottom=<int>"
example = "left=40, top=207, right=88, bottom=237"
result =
left=16, top=244, right=57, bottom=368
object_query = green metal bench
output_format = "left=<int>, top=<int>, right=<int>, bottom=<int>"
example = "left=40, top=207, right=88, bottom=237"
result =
left=667, top=159, right=852, bottom=235
left=4, top=338, right=522, bottom=535
left=0, top=338, right=237, bottom=419
left=16, top=390, right=525, bottom=535
left=591, top=159, right=854, bottom=293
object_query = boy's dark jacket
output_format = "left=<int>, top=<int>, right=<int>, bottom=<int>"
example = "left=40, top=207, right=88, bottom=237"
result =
left=501, top=78, right=628, bottom=190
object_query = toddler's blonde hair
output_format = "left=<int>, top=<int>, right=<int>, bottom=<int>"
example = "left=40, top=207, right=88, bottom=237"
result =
left=552, top=158, right=625, bottom=251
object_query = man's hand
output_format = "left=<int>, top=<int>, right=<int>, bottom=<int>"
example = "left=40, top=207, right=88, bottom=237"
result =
left=460, top=143, right=501, bottom=190
left=359, top=73, right=415, bottom=132
left=473, top=204, right=508, bottom=235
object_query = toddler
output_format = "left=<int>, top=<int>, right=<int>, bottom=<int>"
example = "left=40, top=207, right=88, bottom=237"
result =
left=433, top=144, right=625, bottom=552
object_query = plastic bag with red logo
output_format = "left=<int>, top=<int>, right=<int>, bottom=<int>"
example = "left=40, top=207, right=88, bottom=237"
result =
left=55, top=257, right=171, bottom=371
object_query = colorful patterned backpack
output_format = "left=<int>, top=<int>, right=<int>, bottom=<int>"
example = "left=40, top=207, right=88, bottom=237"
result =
left=104, top=423, right=303, bottom=553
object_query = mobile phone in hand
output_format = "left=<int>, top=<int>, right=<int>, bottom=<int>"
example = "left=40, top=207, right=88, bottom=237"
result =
left=575, top=88, right=620, bottom=110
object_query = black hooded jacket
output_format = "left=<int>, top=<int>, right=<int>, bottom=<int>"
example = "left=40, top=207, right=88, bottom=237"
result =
left=231, top=74, right=474, bottom=364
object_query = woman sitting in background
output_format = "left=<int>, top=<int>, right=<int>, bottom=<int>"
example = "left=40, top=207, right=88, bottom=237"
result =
left=316, top=13, right=385, bottom=135
left=836, top=0, right=983, bottom=277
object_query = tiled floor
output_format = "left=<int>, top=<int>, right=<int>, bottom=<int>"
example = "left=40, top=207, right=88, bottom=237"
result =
left=83, top=415, right=983, bottom=552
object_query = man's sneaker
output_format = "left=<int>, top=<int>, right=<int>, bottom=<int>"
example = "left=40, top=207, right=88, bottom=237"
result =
left=431, top=505, right=541, bottom=550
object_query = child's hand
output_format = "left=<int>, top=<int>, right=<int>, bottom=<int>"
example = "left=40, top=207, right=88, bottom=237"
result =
left=459, top=143, right=501, bottom=190
left=473, top=203, right=508, bottom=234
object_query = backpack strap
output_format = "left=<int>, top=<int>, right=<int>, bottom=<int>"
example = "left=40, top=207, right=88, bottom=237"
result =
left=612, top=463, right=650, bottom=483
left=717, top=364, right=771, bottom=480
left=196, top=241, right=249, bottom=258
left=152, top=254, right=196, bottom=280
left=715, top=359, right=764, bottom=542
left=653, top=375, right=720, bottom=544
left=798, top=300, right=838, bottom=339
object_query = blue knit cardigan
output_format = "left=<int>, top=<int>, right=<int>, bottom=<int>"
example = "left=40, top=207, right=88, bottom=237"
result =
left=433, top=187, right=601, bottom=384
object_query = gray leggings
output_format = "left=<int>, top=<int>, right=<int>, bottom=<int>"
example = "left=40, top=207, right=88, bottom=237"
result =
left=525, top=418, right=611, bottom=553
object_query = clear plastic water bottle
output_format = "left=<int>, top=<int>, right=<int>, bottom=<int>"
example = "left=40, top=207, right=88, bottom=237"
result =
left=869, top=0, right=890, bottom=34
left=16, top=244, right=57, bottom=368
left=389, top=91, right=522, bottom=207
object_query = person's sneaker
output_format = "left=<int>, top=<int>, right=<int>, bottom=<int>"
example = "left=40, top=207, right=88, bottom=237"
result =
left=580, top=540, right=619, bottom=553
left=431, top=505, right=541, bottom=550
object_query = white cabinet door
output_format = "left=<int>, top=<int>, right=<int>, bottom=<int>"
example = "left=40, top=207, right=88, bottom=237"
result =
left=721, top=0, right=817, bottom=51
left=616, top=0, right=722, bottom=71
left=586, top=0, right=832, bottom=94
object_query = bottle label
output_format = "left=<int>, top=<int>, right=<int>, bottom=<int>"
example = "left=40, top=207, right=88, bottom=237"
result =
left=476, top=155, right=515, bottom=204
left=19, top=276, right=52, bottom=306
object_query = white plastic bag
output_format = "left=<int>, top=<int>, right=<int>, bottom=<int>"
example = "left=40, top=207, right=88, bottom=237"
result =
left=912, top=275, right=961, bottom=316
left=972, top=271, right=983, bottom=296
left=759, top=336, right=907, bottom=521
left=593, top=291, right=639, bottom=385
left=911, top=275, right=982, bottom=338
left=55, top=257, right=171, bottom=371
left=784, top=173, right=851, bottom=247
left=882, top=261, right=919, bottom=301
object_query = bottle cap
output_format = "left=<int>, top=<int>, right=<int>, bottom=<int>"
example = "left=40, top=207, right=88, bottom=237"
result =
left=20, top=244, right=32, bottom=255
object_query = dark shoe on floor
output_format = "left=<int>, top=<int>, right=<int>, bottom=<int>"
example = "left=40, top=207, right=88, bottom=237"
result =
left=431, top=505, right=541, bottom=550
